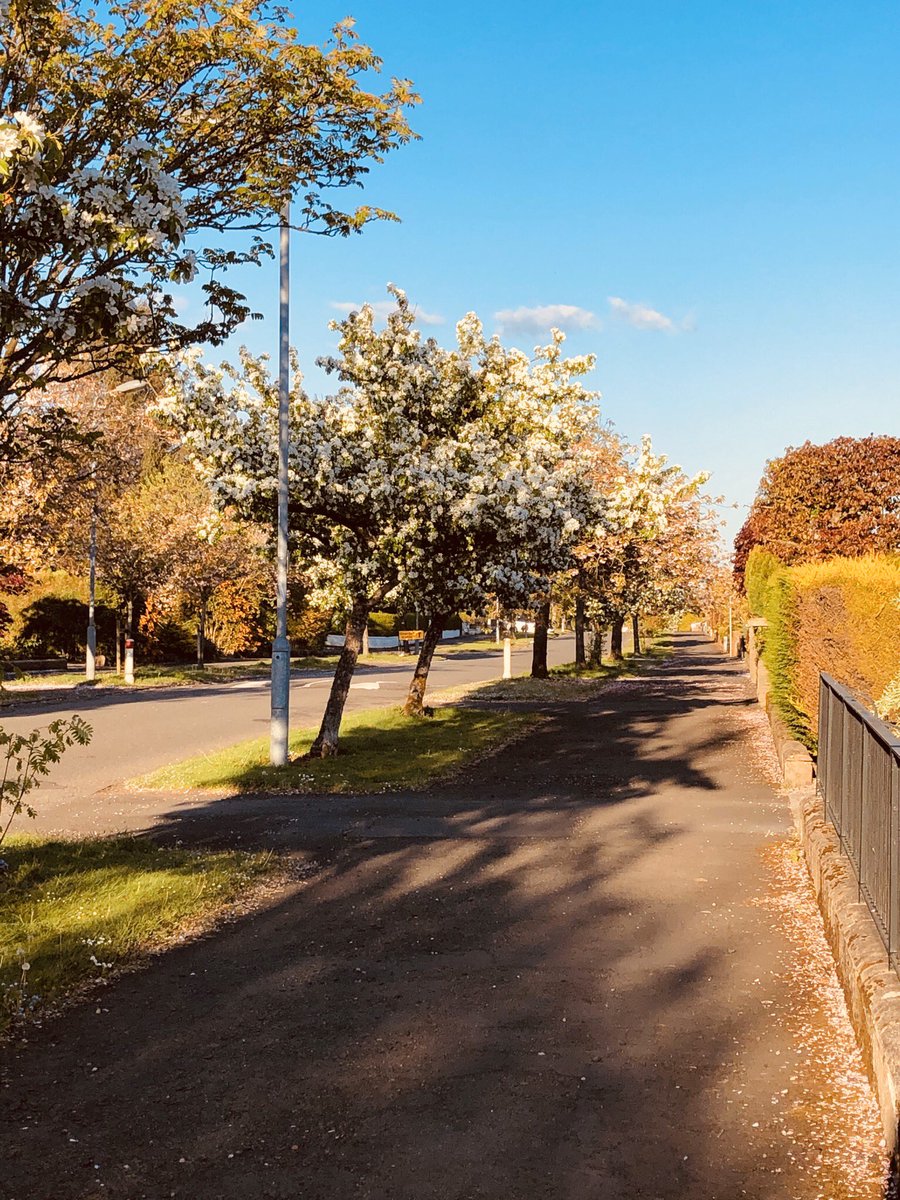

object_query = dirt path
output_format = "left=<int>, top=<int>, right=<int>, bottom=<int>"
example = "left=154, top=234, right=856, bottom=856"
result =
left=0, top=634, right=887, bottom=1199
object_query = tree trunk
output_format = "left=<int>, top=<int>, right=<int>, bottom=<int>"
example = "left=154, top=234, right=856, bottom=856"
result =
left=197, top=597, right=207, bottom=667
left=308, top=597, right=368, bottom=758
left=403, top=613, right=446, bottom=716
left=611, top=616, right=624, bottom=661
left=574, top=594, right=586, bottom=666
left=362, top=624, right=370, bottom=657
left=531, top=599, right=551, bottom=678
left=115, top=612, right=121, bottom=675
left=589, top=622, right=604, bottom=667
left=632, top=613, right=641, bottom=655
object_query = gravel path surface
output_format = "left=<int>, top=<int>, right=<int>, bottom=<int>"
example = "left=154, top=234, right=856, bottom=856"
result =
left=1, top=634, right=887, bottom=1199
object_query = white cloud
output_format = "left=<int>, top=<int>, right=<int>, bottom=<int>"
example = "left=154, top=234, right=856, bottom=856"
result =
left=330, top=300, right=444, bottom=325
left=608, top=296, right=688, bottom=332
left=493, top=304, right=599, bottom=334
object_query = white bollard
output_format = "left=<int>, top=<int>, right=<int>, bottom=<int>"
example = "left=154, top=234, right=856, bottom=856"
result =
left=124, top=636, right=135, bottom=684
left=503, top=637, right=512, bottom=680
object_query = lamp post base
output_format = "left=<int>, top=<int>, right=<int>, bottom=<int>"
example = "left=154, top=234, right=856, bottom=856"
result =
left=86, top=623, right=96, bottom=682
left=270, top=634, right=292, bottom=766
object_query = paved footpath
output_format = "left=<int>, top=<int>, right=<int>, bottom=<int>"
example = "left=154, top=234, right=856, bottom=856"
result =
left=1, top=635, right=888, bottom=1199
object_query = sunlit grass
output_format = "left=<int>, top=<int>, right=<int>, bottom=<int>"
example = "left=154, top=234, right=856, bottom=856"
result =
left=0, top=835, right=274, bottom=1033
left=131, top=704, right=538, bottom=795
left=435, top=636, right=529, bottom=654
left=432, top=637, right=670, bottom=705
left=0, top=657, right=338, bottom=698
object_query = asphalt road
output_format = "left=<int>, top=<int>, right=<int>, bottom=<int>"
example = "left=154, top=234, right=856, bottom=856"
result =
left=1, top=635, right=885, bottom=1199
left=3, top=635, right=576, bottom=835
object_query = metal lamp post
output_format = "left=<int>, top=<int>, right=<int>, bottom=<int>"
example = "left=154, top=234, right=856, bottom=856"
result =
left=85, top=480, right=97, bottom=681
left=270, top=199, right=292, bottom=765
left=107, top=379, right=152, bottom=686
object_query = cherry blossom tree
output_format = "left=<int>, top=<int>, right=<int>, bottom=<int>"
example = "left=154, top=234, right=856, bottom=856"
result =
left=386, top=319, right=604, bottom=711
left=157, top=294, right=462, bottom=752
left=157, top=290, right=605, bottom=750
left=576, top=436, right=712, bottom=660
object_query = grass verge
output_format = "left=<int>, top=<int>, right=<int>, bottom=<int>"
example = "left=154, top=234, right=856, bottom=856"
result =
left=432, top=638, right=671, bottom=705
left=2, top=657, right=337, bottom=693
left=435, top=636, right=529, bottom=655
left=130, top=704, right=539, bottom=795
left=0, top=835, right=275, bottom=1034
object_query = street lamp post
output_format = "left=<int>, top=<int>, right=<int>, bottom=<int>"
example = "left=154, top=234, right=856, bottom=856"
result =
left=85, top=487, right=97, bottom=681
left=270, top=199, right=292, bottom=765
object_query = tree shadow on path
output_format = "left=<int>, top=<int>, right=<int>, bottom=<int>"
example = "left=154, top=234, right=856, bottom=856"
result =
left=1, top=635, right=884, bottom=1200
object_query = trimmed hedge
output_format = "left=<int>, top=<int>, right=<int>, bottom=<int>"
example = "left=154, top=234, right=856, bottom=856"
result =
left=748, top=552, right=900, bottom=750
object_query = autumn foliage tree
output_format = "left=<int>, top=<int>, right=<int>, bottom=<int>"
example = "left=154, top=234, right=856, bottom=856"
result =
left=734, top=436, right=900, bottom=581
left=1, top=0, right=418, bottom=444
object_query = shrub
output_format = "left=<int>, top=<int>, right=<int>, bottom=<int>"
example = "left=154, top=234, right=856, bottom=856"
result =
left=15, top=597, right=117, bottom=661
left=368, top=611, right=399, bottom=637
left=288, top=607, right=331, bottom=656
left=136, top=598, right=195, bottom=663
left=758, top=554, right=900, bottom=749
left=744, top=547, right=781, bottom=617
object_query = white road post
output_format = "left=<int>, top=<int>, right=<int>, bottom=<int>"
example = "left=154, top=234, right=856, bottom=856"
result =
left=503, top=637, right=512, bottom=680
left=270, top=199, right=292, bottom=766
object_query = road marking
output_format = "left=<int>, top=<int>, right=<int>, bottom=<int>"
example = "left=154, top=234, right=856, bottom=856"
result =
left=298, top=680, right=381, bottom=690
left=228, top=678, right=383, bottom=691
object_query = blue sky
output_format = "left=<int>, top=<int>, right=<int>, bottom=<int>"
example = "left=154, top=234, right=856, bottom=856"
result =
left=185, top=1, right=900, bottom=545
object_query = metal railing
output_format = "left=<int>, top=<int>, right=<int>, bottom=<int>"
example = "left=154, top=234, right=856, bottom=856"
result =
left=818, top=672, right=900, bottom=970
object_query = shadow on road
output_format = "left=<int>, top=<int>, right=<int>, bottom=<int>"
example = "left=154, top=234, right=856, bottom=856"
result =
left=3, top=634, right=878, bottom=1199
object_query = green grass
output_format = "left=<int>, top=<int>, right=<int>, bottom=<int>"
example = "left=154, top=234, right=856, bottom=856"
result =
left=435, top=636, right=521, bottom=654
left=433, top=638, right=671, bottom=705
left=1, top=641, right=537, bottom=698
left=0, top=657, right=338, bottom=699
left=0, top=835, right=274, bottom=1033
left=126, top=659, right=341, bottom=683
left=130, top=704, right=539, bottom=795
